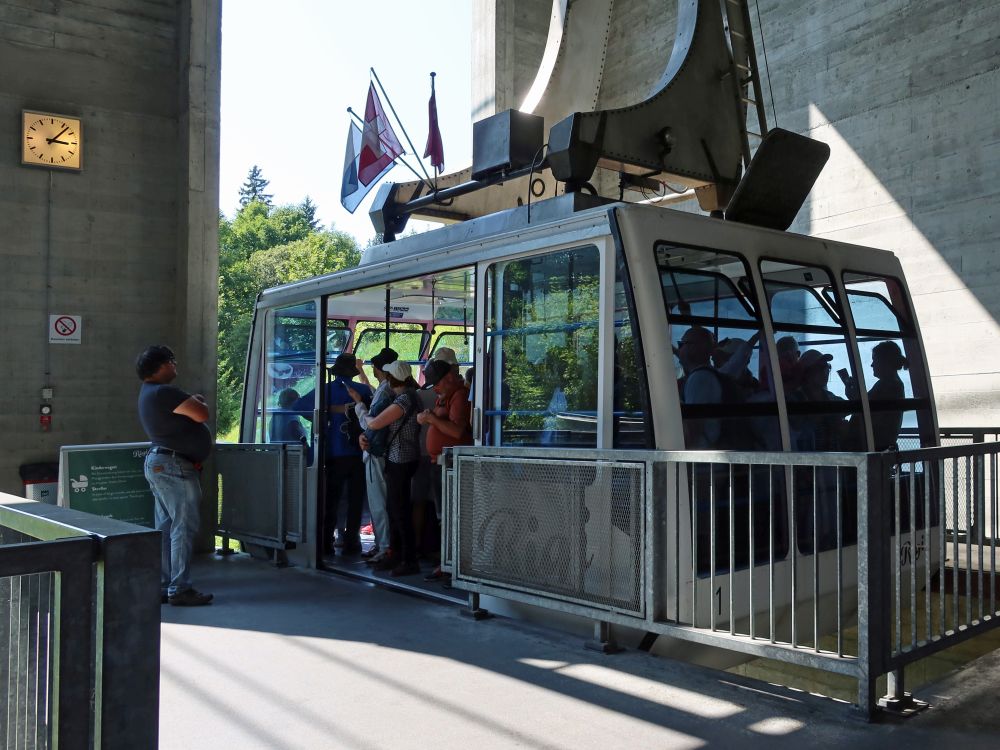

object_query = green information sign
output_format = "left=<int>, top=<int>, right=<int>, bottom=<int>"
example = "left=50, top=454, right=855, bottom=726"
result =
left=60, top=443, right=155, bottom=528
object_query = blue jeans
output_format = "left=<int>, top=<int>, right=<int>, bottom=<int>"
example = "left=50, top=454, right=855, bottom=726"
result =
left=144, top=452, right=201, bottom=596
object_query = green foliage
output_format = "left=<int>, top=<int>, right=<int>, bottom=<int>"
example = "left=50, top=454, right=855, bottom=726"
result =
left=300, top=196, right=320, bottom=230
left=217, top=199, right=360, bottom=435
left=238, top=165, right=273, bottom=207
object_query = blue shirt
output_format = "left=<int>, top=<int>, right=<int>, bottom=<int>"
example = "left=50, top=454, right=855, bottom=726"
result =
left=294, top=377, right=372, bottom=458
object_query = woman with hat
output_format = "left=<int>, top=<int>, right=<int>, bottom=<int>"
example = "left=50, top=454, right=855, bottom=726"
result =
left=348, top=360, right=422, bottom=576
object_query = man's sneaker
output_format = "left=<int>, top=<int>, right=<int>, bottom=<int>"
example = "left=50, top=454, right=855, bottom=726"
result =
left=168, top=589, right=214, bottom=606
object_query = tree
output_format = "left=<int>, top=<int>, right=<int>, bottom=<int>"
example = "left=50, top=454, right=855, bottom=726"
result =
left=217, top=198, right=360, bottom=435
left=300, top=196, right=320, bottom=230
left=238, top=165, right=273, bottom=207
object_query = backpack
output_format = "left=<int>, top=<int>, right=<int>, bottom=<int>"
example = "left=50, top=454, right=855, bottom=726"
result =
left=364, top=386, right=395, bottom=458
left=367, top=389, right=417, bottom=458
left=684, top=367, right=757, bottom=450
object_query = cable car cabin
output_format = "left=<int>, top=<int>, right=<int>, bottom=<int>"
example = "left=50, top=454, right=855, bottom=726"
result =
left=237, top=193, right=939, bottom=635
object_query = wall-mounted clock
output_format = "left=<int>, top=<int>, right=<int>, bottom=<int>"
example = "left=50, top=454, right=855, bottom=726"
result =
left=21, top=110, right=83, bottom=171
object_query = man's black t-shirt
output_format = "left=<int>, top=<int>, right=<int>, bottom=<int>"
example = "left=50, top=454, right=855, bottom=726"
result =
left=138, top=383, right=213, bottom=462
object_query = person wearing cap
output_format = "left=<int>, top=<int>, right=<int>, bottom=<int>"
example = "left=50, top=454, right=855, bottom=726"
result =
left=294, top=352, right=372, bottom=554
left=352, top=348, right=398, bottom=563
left=788, top=349, right=849, bottom=451
left=348, top=360, right=422, bottom=576
left=417, top=359, right=472, bottom=580
left=431, top=346, right=460, bottom=375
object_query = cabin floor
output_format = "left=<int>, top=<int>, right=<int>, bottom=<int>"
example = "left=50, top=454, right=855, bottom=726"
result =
left=159, top=553, right=1000, bottom=749
left=320, top=536, right=465, bottom=605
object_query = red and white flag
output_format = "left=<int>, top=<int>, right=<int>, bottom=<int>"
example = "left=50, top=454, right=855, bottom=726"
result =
left=423, top=78, right=445, bottom=172
left=359, top=83, right=404, bottom=186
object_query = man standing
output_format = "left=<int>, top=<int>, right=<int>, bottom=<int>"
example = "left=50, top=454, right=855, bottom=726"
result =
left=136, top=345, right=213, bottom=606
left=417, top=358, right=472, bottom=580
left=319, top=353, right=372, bottom=554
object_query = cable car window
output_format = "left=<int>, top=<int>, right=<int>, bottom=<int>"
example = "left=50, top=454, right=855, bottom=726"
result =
left=353, top=323, right=428, bottom=364
left=761, top=260, right=862, bottom=554
left=656, top=244, right=787, bottom=573
left=428, top=330, right=474, bottom=374
left=657, top=245, right=756, bottom=320
left=485, top=246, right=600, bottom=447
left=843, top=272, right=935, bottom=453
left=766, top=284, right=841, bottom=328
left=261, top=303, right=316, bottom=456
left=613, top=255, right=649, bottom=448
left=327, top=320, right=351, bottom=358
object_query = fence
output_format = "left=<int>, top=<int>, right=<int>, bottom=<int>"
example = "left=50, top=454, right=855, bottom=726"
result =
left=217, top=443, right=305, bottom=551
left=1, top=494, right=161, bottom=749
left=444, top=440, right=1000, bottom=718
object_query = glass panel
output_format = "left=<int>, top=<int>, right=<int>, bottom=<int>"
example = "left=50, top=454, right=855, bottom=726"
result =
left=428, top=329, right=475, bottom=382
left=353, top=323, right=427, bottom=364
left=761, top=261, right=861, bottom=554
left=843, top=272, right=935, bottom=451
left=657, top=245, right=756, bottom=321
left=655, top=244, right=787, bottom=572
left=656, top=244, right=781, bottom=452
left=262, top=303, right=317, bottom=457
left=486, top=246, right=600, bottom=447
left=326, top=320, right=351, bottom=359
left=613, top=259, right=648, bottom=448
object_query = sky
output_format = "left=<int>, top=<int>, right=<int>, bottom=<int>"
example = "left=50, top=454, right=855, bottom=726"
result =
left=220, top=1, right=474, bottom=245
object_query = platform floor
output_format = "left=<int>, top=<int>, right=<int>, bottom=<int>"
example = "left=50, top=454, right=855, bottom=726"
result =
left=159, top=554, right=1000, bottom=749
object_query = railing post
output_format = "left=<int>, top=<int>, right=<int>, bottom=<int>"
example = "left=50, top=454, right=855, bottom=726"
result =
left=96, top=530, right=161, bottom=749
left=857, top=453, right=892, bottom=719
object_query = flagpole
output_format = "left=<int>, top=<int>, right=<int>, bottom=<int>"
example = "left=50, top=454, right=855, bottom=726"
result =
left=431, top=72, right=439, bottom=192
left=370, top=67, right=434, bottom=185
left=347, top=107, right=433, bottom=190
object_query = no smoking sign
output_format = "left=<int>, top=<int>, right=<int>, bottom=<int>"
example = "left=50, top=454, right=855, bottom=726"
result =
left=49, top=314, right=82, bottom=345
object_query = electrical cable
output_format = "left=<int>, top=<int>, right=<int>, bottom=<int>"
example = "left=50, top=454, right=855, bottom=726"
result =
left=754, top=0, right=778, bottom=129
left=525, top=142, right=549, bottom=224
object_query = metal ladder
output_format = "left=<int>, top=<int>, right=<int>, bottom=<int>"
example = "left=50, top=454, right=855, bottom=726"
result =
left=722, top=0, right=770, bottom=168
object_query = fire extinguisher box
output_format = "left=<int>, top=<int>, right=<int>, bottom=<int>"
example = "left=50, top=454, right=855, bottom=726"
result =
left=19, top=462, right=59, bottom=504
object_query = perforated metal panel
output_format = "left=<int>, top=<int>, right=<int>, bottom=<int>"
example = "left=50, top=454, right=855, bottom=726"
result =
left=455, top=456, right=645, bottom=615
left=218, top=444, right=286, bottom=547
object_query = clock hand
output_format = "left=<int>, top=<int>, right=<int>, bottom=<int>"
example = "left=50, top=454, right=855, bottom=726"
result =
left=48, top=139, right=70, bottom=145
left=46, top=127, right=69, bottom=144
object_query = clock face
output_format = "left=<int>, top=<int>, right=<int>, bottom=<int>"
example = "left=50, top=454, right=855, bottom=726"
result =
left=21, top=111, right=83, bottom=170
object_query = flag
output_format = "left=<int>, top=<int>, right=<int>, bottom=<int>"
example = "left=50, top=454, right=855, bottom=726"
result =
left=340, top=121, right=395, bottom=213
left=424, top=82, right=445, bottom=172
left=358, top=83, right=404, bottom=187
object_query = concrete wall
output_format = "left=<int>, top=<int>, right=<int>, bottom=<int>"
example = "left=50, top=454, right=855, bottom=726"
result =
left=476, top=0, right=1000, bottom=426
left=0, top=0, right=221, bottom=495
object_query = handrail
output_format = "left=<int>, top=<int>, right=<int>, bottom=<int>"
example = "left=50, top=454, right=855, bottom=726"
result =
left=1, top=493, right=161, bottom=749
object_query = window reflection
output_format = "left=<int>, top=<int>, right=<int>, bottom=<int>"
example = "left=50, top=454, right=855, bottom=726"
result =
left=262, top=304, right=316, bottom=459
left=656, top=244, right=788, bottom=574
left=486, top=246, right=601, bottom=447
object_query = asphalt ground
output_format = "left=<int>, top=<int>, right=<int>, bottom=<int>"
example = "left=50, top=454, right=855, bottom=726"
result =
left=159, top=554, right=1000, bottom=749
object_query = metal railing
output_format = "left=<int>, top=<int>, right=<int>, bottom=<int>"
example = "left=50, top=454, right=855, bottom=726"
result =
left=1, top=494, right=161, bottom=749
left=443, top=440, right=1000, bottom=718
left=217, top=443, right=305, bottom=549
